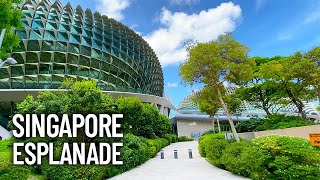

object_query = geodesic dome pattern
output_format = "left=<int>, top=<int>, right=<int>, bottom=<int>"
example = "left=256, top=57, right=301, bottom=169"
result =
left=0, top=0, right=164, bottom=97
left=178, top=87, right=319, bottom=115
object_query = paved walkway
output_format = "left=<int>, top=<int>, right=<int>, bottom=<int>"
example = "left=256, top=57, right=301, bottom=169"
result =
left=110, top=141, right=248, bottom=180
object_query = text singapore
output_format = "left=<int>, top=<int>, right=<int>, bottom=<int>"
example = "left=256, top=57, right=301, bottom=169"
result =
left=12, top=114, right=123, bottom=165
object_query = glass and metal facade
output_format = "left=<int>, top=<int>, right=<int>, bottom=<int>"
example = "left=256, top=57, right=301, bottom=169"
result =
left=0, top=0, right=164, bottom=97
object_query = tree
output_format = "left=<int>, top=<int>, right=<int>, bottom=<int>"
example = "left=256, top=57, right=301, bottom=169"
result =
left=305, top=47, right=320, bottom=105
left=180, top=34, right=255, bottom=142
left=192, top=85, right=222, bottom=133
left=234, top=56, right=286, bottom=115
left=259, top=53, right=319, bottom=118
left=0, top=0, right=22, bottom=59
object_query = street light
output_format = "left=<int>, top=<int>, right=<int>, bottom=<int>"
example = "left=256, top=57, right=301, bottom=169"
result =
left=0, top=57, right=18, bottom=68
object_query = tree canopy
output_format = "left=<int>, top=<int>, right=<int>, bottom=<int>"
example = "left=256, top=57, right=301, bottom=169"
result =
left=0, top=0, right=22, bottom=59
left=180, top=34, right=255, bottom=142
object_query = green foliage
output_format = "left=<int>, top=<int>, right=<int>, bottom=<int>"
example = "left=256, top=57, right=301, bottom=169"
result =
left=235, top=114, right=315, bottom=133
left=205, top=139, right=229, bottom=168
left=3, top=80, right=174, bottom=179
left=221, top=141, right=269, bottom=179
left=0, top=138, right=13, bottom=152
left=11, top=79, right=171, bottom=139
left=201, top=128, right=220, bottom=136
left=259, top=53, right=320, bottom=118
left=252, top=135, right=320, bottom=179
left=177, top=136, right=193, bottom=142
left=117, top=97, right=172, bottom=138
left=180, top=34, right=254, bottom=85
left=198, top=133, right=227, bottom=158
left=180, top=34, right=253, bottom=142
left=0, top=0, right=23, bottom=59
left=200, top=134, right=320, bottom=180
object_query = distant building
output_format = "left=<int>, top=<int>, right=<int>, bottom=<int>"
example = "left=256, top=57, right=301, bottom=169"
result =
left=172, top=87, right=319, bottom=138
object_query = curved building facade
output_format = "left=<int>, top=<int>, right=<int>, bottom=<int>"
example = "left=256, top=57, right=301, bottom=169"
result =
left=0, top=0, right=174, bottom=136
left=0, top=0, right=163, bottom=97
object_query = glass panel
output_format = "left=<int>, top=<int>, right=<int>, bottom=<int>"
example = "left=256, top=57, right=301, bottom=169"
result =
left=54, top=53, right=66, bottom=63
left=39, top=63, right=51, bottom=74
left=26, top=52, right=39, bottom=63
left=58, top=32, right=69, bottom=41
left=53, top=64, right=66, bottom=74
left=29, top=31, right=42, bottom=40
left=12, top=53, right=24, bottom=64
left=42, top=41, right=55, bottom=51
left=27, top=40, right=41, bottom=51
left=40, top=52, right=52, bottom=63
left=25, top=64, right=38, bottom=75
left=68, top=43, right=79, bottom=53
left=11, top=66, right=23, bottom=77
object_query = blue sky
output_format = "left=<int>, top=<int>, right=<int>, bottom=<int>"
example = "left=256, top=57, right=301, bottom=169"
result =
left=61, top=0, right=320, bottom=108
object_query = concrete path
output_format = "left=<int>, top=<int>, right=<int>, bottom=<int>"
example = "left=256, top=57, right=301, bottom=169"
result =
left=110, top=141, right=248, bottom=180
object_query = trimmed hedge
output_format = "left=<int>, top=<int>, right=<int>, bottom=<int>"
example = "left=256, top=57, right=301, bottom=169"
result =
left=177, top=136, right=194, bottom=142
left=235, top=114, right=315, bottom=133
left=0, top=134, right=178, bottom=180
left=199, top=134, right=320, bottom=180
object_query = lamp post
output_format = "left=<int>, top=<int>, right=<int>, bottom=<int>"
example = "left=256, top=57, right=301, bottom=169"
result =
left=0, top=57, right=18, bottom=68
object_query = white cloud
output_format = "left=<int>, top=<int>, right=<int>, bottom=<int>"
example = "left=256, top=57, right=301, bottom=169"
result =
left=143, top=2, right=242, bottom=67
left=170, top=0, right=200, bottom=6
left=95, top=0, right=131, bottom=21
left=167, top=82, right=179, bottom=88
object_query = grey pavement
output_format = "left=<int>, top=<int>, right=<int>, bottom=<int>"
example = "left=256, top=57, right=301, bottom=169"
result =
left=109, top=141, right=249, bottom=180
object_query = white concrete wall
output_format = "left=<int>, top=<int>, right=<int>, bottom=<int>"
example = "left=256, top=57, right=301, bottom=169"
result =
left=238, top=124, right=320, bottom=140
left=0, top=125, right=12, bottom=139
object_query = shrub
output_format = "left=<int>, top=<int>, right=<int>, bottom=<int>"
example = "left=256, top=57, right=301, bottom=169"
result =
left=202, top=128, right=220, bottom=136
left=205, top=139, right=229, bottom=168
left=0, top=138, right=13, bottom=152
left=221, top=141, right=269, bottom=179
left=235, top=114, right=315, bottom=133
left=235, top=119, right=264, bottom=133
left=3, top=80, right=175, bottom=179
left=177, top=136, right=193, bottom=142
left=252, top=135, right=320, bottom=180
left=198, top=133, right=225, bottom=157
left=200, top=134, right=320, bottom=180
left=164, top=134, right=177, bottom=143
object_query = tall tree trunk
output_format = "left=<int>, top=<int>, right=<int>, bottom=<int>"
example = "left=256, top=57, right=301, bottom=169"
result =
left=283, top=82, right=307, bottom=119
left=211, top=115, right=215, bottom=134
left=291, top=98, right=307, bottom=119
left=317, top=85, right=320, bottom=105
left=217, top=118, right=221, bottom=133
left=217, top=87, right=240, bottom=142
left=262, top=102, right=271, bottom=115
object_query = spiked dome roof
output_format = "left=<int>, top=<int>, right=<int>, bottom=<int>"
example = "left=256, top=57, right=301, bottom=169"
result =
left=0, top=0, right=164, bottom=97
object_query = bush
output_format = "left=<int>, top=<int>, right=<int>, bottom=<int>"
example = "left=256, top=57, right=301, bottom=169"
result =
left=164, top=134, right=177, bottom=143
left=198, top=133, right=225, bottom=157
left=0, top=138, right=13, bottom=152
left=202, top=128, right=220, bottom=136
left=220, top=141, right=269, bottom=179
left=235, top=114, right=315, bottom=133
left=177, top=136, right=193, bottom=142
left=201, top=134, right=320, bottom=180
left=205, top=139, right=229, bottom=168
left=2, top=80, right=175, bottom=179
left=252, top=135, right=320, bottom=180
